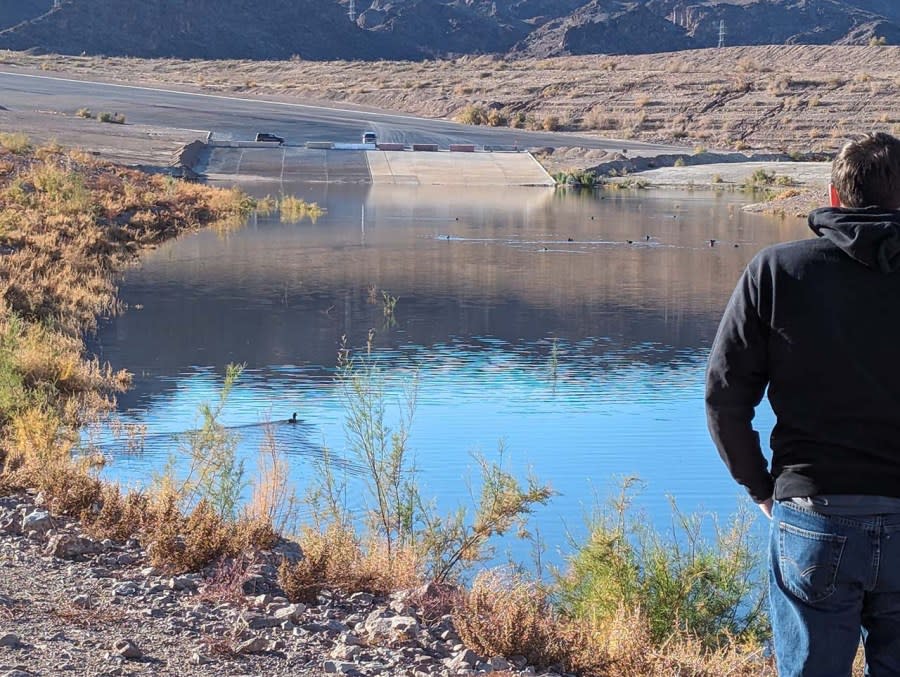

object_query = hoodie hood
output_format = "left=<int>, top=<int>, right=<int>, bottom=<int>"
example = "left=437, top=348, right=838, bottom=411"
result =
left=809, top=207, right=900, bottom=273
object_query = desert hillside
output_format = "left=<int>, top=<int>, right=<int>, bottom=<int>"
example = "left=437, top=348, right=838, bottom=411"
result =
left=6, top=45, right=897, bottom=155
left=0, top=0, right=898, bottom=59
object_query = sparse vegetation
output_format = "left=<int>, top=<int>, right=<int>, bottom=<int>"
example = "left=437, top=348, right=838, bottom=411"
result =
left=0, top=139, right=263, bottom=573
left=278, top=195, right=325, bottom=223
left=75, top=107, right=93, bottom=119
left=553, top=170, right=598, bottom=188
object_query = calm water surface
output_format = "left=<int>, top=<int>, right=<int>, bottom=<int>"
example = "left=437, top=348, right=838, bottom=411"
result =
left=87, top=183, right=811, bottom=564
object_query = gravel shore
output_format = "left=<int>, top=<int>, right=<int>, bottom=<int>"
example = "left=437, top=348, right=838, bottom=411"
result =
left=0, top=492, right=549, bottom=677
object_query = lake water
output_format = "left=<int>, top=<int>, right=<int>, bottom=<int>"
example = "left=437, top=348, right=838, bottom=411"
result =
left=86, top=183, right=811, bottom=567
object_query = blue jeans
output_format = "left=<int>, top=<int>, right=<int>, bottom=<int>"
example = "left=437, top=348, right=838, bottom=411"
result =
left=769, top=500, right=900, bottom=676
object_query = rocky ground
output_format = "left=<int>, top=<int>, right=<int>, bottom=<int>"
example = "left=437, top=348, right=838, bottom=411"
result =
left=0, top=492, right=547, bottom=677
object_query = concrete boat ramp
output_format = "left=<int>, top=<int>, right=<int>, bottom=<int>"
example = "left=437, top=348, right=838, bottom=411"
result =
left=193, top=143, right=555, bottom=187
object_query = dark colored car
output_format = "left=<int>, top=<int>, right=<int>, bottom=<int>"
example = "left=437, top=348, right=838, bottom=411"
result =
left=255, top=133, right=285, bottom=144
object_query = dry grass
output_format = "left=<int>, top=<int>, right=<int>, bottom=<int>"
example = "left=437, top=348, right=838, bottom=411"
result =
left=52, top=599, right=127, bottom=628
left=279, top=195, right=325, bottom=223
left=197, top=556, right=255, bottom=607
left=279, top=525, right=421, bottom=603
left=0, top=140, right=278, bottom=572
left=454, top=569, right=774, bottom=677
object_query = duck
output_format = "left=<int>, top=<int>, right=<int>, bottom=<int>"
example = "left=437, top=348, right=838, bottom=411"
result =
left=567, top=237, right=575, bottom=242
left=288, top=412, right=299, bottom=424
left=708, top=239, right=717, bottom=247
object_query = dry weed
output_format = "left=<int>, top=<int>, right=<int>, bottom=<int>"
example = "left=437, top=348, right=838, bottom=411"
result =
left=454, top=569, right=610, bottom=675
left=82, top=485, right=148, bottom=541
left=197, top=556, right=254, bottom=607
left=279, top=526, right=420, bottom=604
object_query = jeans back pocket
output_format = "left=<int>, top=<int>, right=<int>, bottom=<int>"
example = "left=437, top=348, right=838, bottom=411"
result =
left=778, top=522, right=846, bottom=604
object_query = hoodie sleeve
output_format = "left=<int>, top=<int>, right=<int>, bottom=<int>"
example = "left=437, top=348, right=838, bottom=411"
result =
left=705, top=262, right=774, bottom=503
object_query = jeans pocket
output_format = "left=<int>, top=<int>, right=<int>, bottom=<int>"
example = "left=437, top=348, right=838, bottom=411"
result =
left=778, top=522, right=846, bottom=604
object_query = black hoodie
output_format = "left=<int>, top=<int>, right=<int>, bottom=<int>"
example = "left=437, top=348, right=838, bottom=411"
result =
left=706, top=207, right=900, bottom=502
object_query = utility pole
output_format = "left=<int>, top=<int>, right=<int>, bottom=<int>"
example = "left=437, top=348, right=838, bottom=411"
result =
left=718, top=20, right=726, bottom=48
left=348, top=0, right=357, bottom=22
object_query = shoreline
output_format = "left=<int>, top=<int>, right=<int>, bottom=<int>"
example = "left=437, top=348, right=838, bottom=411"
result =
left=0, top=136, right=777, bottom=675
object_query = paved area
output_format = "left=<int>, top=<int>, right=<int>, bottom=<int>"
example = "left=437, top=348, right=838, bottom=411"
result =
left=200, top=146, right=554, bottom=186
left=617, top=161, right=831, bottom=188
left=367, top=150, right=553, bottom=186
left=0, top=108, right=205, bottom=170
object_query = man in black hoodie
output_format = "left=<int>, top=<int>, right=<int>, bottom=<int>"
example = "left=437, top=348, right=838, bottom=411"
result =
left=706, top=132, right=900, bottom=676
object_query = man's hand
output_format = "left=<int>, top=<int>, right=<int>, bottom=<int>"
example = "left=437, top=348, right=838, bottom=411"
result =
left=758, top=497, right=773, bottom=519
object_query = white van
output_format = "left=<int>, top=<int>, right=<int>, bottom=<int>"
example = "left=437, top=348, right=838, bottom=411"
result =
left=362, top=131, right=377, bottom=145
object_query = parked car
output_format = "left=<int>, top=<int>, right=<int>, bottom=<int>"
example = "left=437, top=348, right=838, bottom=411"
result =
left=255, top=133, right=285, bottom=144
left=362, top=131, right=377, bottom=145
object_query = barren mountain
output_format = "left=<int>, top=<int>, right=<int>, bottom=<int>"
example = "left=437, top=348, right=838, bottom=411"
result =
left=0, top=0, right=898, bottom=59
left=0, top=0, right=52, bottom=31
left=0, top=0, right=400, bottom=60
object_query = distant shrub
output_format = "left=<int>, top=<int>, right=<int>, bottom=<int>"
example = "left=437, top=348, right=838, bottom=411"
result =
left=455, top=104, right=488, bottom=126
left=869, top=36, right=887, bottom=46
left=542, top=116, right=561, bottom=132
left=97, top=112, right=125, bottom=124
left=673, top=157, right=686, bottom=167
left=75, top=108, right=93, bottom=119
left=486, top=108, right=507, bottom=127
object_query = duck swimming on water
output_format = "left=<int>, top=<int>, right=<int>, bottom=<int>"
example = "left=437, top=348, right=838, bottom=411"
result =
left=288, top=412, right=299, bottom=424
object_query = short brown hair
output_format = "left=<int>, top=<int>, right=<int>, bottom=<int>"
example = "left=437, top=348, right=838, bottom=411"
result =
left=831, top=132, right=900, bottom=209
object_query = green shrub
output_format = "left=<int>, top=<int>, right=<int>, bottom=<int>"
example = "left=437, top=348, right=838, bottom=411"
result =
left=557, top=478, right=769, bottom=649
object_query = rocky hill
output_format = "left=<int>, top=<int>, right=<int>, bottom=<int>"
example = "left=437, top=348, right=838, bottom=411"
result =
left=0, top=0, right=401, bottom=60
left=0, top=0, right=53, bottom=31
left=0, top=0, right=899, bottom=59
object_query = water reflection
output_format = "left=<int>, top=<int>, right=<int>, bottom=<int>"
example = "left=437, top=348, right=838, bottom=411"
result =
left=89, top=184, right=812, bottom=560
